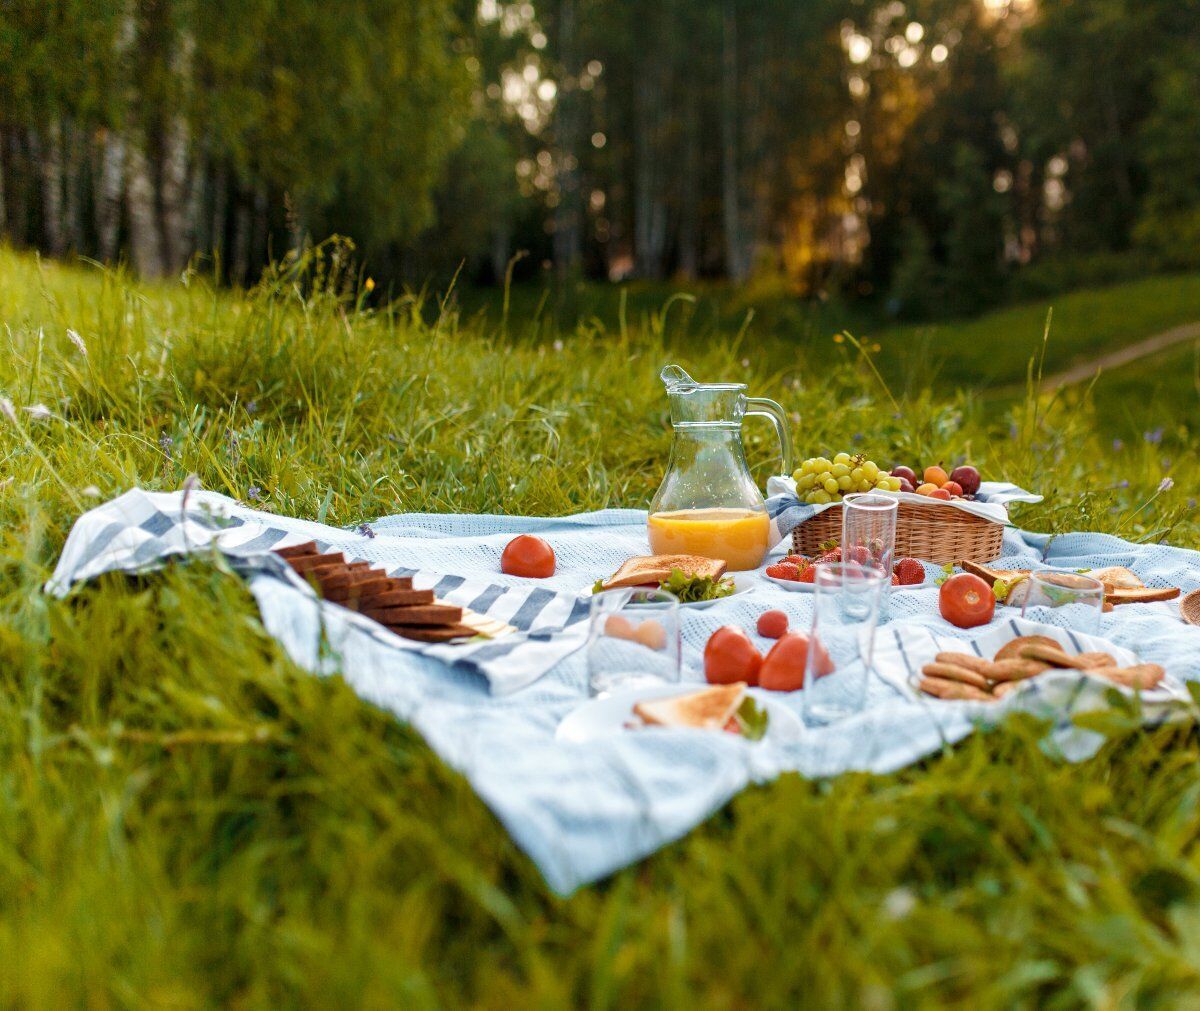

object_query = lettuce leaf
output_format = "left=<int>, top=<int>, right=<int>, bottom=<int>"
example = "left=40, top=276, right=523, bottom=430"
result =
left=658, top=568, right=736, bottom=603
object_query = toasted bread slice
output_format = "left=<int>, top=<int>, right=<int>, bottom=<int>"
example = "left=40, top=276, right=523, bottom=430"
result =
left=388, top=622, right=479, bottom=642
left=1091, top=565, right=1144, bottom=591
left=602, top=554, right=727, bottom=591
left=363, top=603, right=464, bottom=626
left=633, top=683, right=745, bottom=730
left=275, top=540, right=318, bottom=559
left=959, top=560, right=1030, bottom=587
left=1106, top=586, right=1181, bottom=605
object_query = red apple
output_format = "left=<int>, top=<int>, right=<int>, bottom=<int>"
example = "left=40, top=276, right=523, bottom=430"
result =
left=950, top=465, right=981, bottom=496
left=896, top=476, right=915, bottom=494
left=891, top=466, right=918, bottom=487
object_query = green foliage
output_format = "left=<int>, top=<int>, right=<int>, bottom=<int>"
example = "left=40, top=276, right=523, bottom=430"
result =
left=0, top=247, right=1199, bottom=1004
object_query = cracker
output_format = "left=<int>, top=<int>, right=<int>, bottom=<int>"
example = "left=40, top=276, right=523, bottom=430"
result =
left=922, top=661, right=990, bottom=690
left=918, top=676, right=995, bottom=702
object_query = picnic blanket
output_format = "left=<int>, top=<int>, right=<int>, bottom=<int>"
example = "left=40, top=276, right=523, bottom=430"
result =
left=48, top=488, right=1200, bottom=894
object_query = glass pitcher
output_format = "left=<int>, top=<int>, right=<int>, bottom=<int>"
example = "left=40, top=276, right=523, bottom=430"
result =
left=648, top=365, right=793, bottom=571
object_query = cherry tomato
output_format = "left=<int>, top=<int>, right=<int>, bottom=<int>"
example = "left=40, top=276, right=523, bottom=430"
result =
left=758, top=632, right=834, bottom=691
left=756, top=609, right=789, bottom=639
left=500, top=535, right=556, bottom=577
left=704, top=626, right=763, bottom=686
left=939, top=572, right=996, bottom=628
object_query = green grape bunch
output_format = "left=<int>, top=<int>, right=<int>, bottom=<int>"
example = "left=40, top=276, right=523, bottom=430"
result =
left=792, top=452, right=903, bottom=504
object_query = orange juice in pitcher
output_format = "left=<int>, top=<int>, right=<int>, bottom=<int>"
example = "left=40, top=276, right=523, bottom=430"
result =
left=648, top=508, right=771, bottom=571
left=648, top=366, right=792, bottom=571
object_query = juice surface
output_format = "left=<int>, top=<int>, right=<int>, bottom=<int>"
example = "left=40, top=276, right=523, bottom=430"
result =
left=647, top=508, right=770, bottom=571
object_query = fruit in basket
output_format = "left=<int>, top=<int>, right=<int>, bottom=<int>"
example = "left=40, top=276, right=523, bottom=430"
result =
left=891, top=465, right=919, bottom=486
left=950, top=465, right=981, bottom=496
left=916, top=482, right=937, bottom=496
left=942, top=480, right=964, bottom=497
left=895, top=476, right=916, bottom=494
left=924, top=465, right=950, bottom=487
left=939, top=573, right=996, bottom=628
left=793, top=453, right=902, bottom=503
left=759, top=632, right=834, bottom=691
left=501, top=535, right=556, bottom=577
left=929, top=487, right=952, bottom=501
left=704, top=626, right=763, bottom=685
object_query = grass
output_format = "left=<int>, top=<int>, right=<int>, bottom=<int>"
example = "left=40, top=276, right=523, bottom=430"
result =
left=2, top=242, right=1200, bottom=1006
left=872, top=272, right=1200, bottom=393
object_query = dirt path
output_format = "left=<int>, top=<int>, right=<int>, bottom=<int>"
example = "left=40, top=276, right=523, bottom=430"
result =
left=1044, top=320, right=1200, bottom=387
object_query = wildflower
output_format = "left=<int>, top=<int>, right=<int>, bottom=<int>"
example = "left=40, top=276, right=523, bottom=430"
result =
left=365, top=277, right=376, bottom=293
left=82, top=485, right=101, bottom=498
left=833, top=334, right=845, bottom=344
left=246, top=485, right=262, bottom=502
left=741, top=357, right=750, bottom=368
left=883, top=887, right=916, bottom=920
left=1118, top=479, right=1129, bottom=489
left=246, top=400, right=258, bottom=415
left=553, top=339, right=564, bottom=352
left=1189, top=498, right=1197, bottom=509
left=1144, top=427, right=1164, bottom=445
left=159, top=433, right=174, bottom=460
left=852, top=432, right=864, bottom=443
left=24, top=404, right=52, bottom=420
left=1112, top=438, right=1124, bottom=452
left=0, top=397, right=16, bottom=423
left=1159, top=477, right=1174, bottom=493
left=1009, top=421, right=1019, bottom=440
left=356, top=523, right=376, bottom=539
left=67, top=329, right=88, bottom=356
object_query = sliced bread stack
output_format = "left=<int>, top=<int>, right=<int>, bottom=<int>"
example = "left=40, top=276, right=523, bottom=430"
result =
left=274, top=541, right=477, bottom=642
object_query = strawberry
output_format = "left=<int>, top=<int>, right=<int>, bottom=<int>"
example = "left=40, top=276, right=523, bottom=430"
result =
left=891, top=574, right=901, bottom=585
left=816, top=547, right=842, bottom=564
left=846, top=545, right=870, bottom=565
left=796, top=564, right=816, bottom=583
left=783, top=554, right=810, bottom=566
left=894, top=557, right=924, bottom=586
left=766, top=562, right=802, bottom=581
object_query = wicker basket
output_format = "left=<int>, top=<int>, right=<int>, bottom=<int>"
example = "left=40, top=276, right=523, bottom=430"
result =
left=791, top=500, right=1004, bottom=565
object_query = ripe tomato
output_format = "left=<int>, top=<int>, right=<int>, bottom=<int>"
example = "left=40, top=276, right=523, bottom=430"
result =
left=756, top=609, right=789, bottom=639
left=758, top=632, right=834, bottom=691
left=704, top=626, right=763, bottom=686
left=500, top=535, right=555, bottom=577
left=939, top=572, right=995, bottom=628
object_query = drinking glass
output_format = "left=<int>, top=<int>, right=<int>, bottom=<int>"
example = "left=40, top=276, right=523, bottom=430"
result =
left=841, top=492, right=898, bottom=575
left=802, top=562, right=887, bottom=726
left=1019, top=569, right=1105, bottom=634
left=587, top=589, right=681, bottom=696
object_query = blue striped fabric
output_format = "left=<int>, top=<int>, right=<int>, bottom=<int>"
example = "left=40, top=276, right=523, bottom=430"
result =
left=47, top=487, right=1200, bottom=894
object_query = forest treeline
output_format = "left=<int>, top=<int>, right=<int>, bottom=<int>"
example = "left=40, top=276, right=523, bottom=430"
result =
left=1, top=0, right=1198, bottom=315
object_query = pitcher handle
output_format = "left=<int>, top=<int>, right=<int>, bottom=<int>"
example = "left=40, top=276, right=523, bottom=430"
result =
left=745, top=397, right=794, bottom=476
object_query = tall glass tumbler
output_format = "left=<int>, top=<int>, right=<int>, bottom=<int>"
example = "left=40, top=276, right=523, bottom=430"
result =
left=802, top=562, right=887, bottom=726
left=841, top=492, right=899, bottom=575
left=1019, top=569, right=1105, bottom=634
left=587, top=588, right=681, bottom=696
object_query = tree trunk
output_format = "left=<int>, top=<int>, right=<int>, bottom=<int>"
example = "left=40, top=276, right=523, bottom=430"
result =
left=0, top=132, right=7, bottom=238
left=63, top=120, right=85, bottom=251
left=159, top=30, right=195, bottom=273
left=231, top=190, right=251, bottom=285
left=159, top=113, right=191, bottom=273
left=678, top=96, right=700, bottom=280
left=126, top=137, right=165, bottom=277
left=6, top=131, right=28, bottom=245
left=720, top=1, right=746, bottom=281
left=210, top=163, right=228, bottom=270
left=34, top=122, right=67, bottom=257
left=552, top=0, right=582, bottom=274
left=96, top=130, right=126, bottom=262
